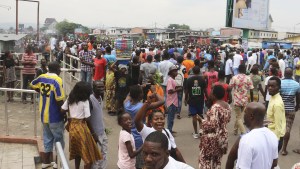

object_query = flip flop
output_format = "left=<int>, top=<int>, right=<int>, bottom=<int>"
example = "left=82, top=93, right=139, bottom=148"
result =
left=293, top=149, right=300, bottom=154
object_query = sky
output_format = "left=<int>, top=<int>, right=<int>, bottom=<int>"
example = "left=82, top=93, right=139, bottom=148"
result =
left=0, top=0, right=300, bottom=32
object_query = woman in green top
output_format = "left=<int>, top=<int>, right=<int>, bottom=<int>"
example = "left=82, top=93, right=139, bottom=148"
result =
left=248, top=64, right=265, bottom=102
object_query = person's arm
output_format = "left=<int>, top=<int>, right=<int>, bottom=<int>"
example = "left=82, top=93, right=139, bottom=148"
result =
left=273, top=105, right=285, bottom=138
left=227, top=86, right=232, bottom=104
left=271, top=159, right=278, bottom=169
left=258, top=84, right=265, bottom=98
left=134, top=102, right=150, bottom=132
left=184, top=88, right=189, bottom=106
left=175, top=148, right=185, bottom=163
left=250, top=89, right=254, bottom=102
left=125, top=141, right=142, bottom=158
left=81, top=59, right=94, bottom=67
left=147, top=91, right=165, bottom=110
left=225, top=137, right=241, bottom=169
left=110, top=61, right=117, bottom=72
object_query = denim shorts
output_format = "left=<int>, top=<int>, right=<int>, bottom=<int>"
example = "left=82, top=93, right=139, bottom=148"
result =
left=189, top=104, right=204, bottom=117
left=43, top=121, right=65, bottom=153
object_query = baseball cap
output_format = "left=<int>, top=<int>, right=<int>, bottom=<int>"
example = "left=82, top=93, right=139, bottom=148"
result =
left=168, top=65, right=178, bottom=75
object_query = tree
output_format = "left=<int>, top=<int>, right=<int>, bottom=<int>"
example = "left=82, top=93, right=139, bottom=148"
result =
left=56, top=20, right=90, bottom=36
left=167, top=24, right=190, bottom=30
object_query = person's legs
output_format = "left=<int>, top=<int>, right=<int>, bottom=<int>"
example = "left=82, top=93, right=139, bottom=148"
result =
left=10, top=82, right=14, bottom=101
left=86, top=71, right=92, bottom=85
left=42, top=123, right=54, bottom=165
left=92, top=133, right=108, bottom=169
left=75, top=156, right=81, bottom=169
left=282, top=112, right=296, bottom=155
left=49, top=121, right=65, bottom=149
left=295, top=75, right=300, bottom=83
left=81, top=70, right=87, bottom=82
left=22, top=74, right=29, bottom=101
left=6, top=82, right=11, bottom=101
left=177, top=90, right=183, bottom=118
left=167, top=104, right=177, bottom=133
left=233, top=68, right=238, bottom=75
left=28, top=74, right=35, bottom=102
left=234, top=106, right=246, bottom=135
left=278, top=137, right=284, bottom=152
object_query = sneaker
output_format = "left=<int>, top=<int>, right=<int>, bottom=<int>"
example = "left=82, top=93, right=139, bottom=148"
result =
left=41, top=163, right=52, bottom=169
left=51, top=162, right=58, bottom=169
left=192, top=133, right=199, bottom=139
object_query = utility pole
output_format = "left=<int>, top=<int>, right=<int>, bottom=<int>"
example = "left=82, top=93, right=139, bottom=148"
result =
left=16, top=0, right=40, bottom=41
left=155, top=22, right=157, bottom=41
left=16, top=0, right=18, bottom=35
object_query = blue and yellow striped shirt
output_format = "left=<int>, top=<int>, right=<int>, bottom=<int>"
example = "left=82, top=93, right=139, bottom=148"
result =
left=31, top=73, right=65, bottom=123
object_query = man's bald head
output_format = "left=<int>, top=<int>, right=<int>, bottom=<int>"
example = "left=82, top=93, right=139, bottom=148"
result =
left=246, top=102, right=266, bottom=121
left=284, top=67, right=293, bottom=78
left=244, top=102, right=266, bottom=129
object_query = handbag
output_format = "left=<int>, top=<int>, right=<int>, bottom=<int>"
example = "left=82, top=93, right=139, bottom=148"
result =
left=163, top=128, right=177, bottom=160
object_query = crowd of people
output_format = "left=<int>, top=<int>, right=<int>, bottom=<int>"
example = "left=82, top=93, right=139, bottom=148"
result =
left=2, top=36, right=300, bottom=169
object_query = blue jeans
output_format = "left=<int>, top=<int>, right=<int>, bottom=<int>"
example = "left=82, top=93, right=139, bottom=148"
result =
left=233, top=68, right=239, bottom=75
left=81, top=70, right=92, bottom=84
left=43, top=121, right=65, bottom=153
left=167, top=104, right=178, bottom=133
left=177, top=90, right=183, bottom=115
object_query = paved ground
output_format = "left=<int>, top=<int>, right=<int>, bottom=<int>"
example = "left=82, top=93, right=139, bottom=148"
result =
left=0, top=142, right=38, bottom=169
left=1, top=96, right=300, bottom=169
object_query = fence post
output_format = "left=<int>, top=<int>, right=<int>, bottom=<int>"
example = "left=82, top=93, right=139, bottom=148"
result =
left=62, top=53, right=66, bottom=92
left=70, top=55, right=73, bottom=82
left=4, top=90, right=9, bottom=136
left=34, top=93, right=37, bottom=137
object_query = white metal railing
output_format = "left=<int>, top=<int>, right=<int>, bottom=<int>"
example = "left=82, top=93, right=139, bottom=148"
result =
left=62, top=53, right=81, bottom=86
left=56, top=142, right=70, bottom=169
left=0, top=88, right=38, bottom=136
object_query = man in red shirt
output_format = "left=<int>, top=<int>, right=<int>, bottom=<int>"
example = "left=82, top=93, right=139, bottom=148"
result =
left=93, top=49, right=107, bottom=81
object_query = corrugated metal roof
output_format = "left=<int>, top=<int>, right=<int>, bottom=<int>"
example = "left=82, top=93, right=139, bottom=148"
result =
left=0, top=34, right=27, bottom=41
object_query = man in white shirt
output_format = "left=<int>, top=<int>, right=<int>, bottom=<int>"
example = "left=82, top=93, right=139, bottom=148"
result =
left=251, top=49, right=258, bottom=65
left=236, top=102, right=278, bottom=169
left=247, top=52, right=255, bottom=72
left=159, top=53, right=174, bottom=94
left=278, top=53, right=285, bottom=78
left=233, top=50, right=244, bottom=75
left=143, top=131, right=194, bottom=169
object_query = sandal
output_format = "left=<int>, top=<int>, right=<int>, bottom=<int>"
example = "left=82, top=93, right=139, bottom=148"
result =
left=177, top=115, right=181, bottom=119
left=281, top=150, right=288, bottom=156
left=293, top=149, right=300, bottom=154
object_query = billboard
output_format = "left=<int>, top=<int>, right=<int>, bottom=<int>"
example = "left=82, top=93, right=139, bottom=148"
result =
left=227, top=0, right=270, bottom=30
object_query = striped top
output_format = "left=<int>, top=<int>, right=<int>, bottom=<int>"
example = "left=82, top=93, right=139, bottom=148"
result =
left=21, top=53, right=37, bottom=74
left=30, top=73, right=65, bottom=123
left=280, top=79, right=300, bottom=112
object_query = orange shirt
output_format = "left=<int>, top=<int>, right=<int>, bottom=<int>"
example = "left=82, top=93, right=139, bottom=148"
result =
left=147, top=84, right=164, bottom=113
left=182, top=59, right=195, bottom=78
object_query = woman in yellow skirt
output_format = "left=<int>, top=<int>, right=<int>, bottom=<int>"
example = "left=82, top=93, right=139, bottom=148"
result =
left=62, top=81, right=102, bottom=169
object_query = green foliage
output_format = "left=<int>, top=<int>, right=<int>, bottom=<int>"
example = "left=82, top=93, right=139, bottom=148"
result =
left=168, top=24, right=190, bottom=30
left=56, top=20, right=90, bottom=36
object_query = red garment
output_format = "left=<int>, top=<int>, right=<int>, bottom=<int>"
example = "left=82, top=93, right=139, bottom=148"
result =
left=205, top=71, right=218, bottom=96
left=93, top=57, right=107, bottom=80
left=214, top=82, right=229, bottom=102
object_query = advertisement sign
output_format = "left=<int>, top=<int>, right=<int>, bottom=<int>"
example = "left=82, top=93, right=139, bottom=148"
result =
left=232, top=0, right=270, bottom=30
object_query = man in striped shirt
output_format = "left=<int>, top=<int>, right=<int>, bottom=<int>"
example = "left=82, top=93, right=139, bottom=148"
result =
left=22, top=45, right=37, bottom=104
left=280, top=68, right=300, bottom=156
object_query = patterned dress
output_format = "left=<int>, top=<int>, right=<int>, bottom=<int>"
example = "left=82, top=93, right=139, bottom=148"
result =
left=105, top=70, right=116, bottom=113
left=199, top=103, right=231, bottom=169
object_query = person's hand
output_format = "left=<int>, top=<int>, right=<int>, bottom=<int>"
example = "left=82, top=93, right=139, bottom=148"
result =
left=92, top=134, right=99, bottom=143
